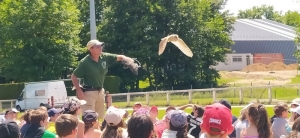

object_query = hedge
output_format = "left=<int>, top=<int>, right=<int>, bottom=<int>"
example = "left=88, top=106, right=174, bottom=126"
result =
left=0, top=76, right=121, bottom=100
left=0, top=83, right=24, bottom=100
left=103, top=76, right=121, bottom=94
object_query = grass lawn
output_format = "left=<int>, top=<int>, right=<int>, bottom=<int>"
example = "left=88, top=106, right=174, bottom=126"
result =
left=111, top=85, right=300, bottom=108
left=290, top=75, right=300, bottom=84
left=120, top=73, right=300, bottom=109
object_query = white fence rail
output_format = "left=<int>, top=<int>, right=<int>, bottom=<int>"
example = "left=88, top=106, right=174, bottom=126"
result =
left=1, top=84, right=300, bottom=110
left=109, top=84, right=300, bottom=106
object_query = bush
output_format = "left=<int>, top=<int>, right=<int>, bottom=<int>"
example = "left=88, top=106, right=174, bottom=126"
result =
left=0, top=76, right=121, bottom=99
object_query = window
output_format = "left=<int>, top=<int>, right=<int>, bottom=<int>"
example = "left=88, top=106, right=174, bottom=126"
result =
left=232, top=56, right=242, bottom=62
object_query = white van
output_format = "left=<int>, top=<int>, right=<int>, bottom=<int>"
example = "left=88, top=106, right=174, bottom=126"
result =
left=15, top=80, right=68, bottom=111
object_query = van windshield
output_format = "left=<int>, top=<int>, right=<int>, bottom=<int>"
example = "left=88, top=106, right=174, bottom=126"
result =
left=18, top=91, right=24, bottom=101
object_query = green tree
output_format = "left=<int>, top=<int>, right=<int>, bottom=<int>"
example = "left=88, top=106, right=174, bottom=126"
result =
left=98, top=0, right=158, bottom=91
left=282, top=11, right=300, bottom=27
left=98, top=0, right=234, bottom=91
left=237, top=5, right=283, bottom=22
left=74, top=0, right=104, bottom=59
left=0, top=0, right=82, bottom=82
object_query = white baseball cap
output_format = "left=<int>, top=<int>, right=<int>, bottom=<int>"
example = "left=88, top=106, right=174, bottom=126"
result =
left=104, top=107, right=126, bottom=126
left=290, top=98, right=300, bottom=106
left=69, top=97, right=86, bottom=105
left=290, top=106, right=300, bottom=115
left=5, top=108, right=19, bottom=115
left=86, top=40, right=104, bottom=50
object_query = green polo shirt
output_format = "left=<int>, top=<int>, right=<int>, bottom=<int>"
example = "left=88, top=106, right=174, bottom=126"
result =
left=73, top=53, right=117, bottom=87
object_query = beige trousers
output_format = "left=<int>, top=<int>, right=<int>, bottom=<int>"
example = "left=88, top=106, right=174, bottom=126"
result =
left=82, top=88, right=105, bottom=119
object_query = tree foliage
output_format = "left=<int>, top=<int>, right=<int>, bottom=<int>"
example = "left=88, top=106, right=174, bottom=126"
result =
left=0, top=0, right=237, bottom=92
left=98, top=0, right=235, bottom=91
left=0, top=0, right=82, bottom=82
left=282, top=11, right=300, bottom=27
left=74, top=0, right=103, bottom=59
left=237, top=5, right=283, bottom=22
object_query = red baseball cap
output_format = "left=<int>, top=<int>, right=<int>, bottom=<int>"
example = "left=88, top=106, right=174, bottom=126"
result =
left=201, top=103, right=233, bottom=135
left=150, top=106, right=158, bottom=112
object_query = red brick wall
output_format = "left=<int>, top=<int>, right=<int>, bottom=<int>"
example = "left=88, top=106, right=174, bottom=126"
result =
left=253, top=53, right=284, bottom=65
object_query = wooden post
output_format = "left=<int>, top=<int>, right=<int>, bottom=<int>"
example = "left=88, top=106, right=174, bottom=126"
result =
left=51, top=96, right=54, bottom=108
left=105, top=91, right=111, bottom=109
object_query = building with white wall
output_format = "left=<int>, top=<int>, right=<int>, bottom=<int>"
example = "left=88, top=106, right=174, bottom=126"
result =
left=213, top=53, right=253, bottom=71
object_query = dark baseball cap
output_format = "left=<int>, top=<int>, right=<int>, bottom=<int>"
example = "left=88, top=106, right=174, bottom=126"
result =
left=218, top=99, right=232, bottom=110
left=48, top=108, right=63, bottom=117
left=82, top=110, right=98, bottom=123
left=0, top=120, right=20, bottom=138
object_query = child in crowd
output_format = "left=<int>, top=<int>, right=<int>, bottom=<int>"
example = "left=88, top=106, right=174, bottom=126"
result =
left=200, top=103, right=234, bottom=138
left=55, top=114, right=79, bottom=138
left=178, top=104, right=204, bottom=138
left=272, top=102, right=291, bottom=138
left=22, top=109, right=56, bottom=138
left=162, top=109, right=194, bottom=138
left=102, top=106, right=128, bottom=138
left=0, top=120, right=20, bottom=138
left=127, top=115, right=156, bottom=138
left=47, top=108, right=63, bottom=134
left=63, top=97, right=86, bottom=138
left=82, top=110, right=101, bottom=138
left=240, top=103, right=272, bottom=138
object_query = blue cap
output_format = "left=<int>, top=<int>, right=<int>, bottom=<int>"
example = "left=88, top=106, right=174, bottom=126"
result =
left=48, top=108, right=62, bottom=117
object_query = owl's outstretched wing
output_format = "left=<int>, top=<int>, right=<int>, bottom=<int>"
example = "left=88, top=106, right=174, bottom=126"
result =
left=158, top=37, right=169, bottom=55
left=170, top=38, right=193, bottom=57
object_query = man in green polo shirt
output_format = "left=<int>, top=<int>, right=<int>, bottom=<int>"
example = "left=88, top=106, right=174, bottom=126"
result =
left=71, top=39, right=128, bottom=119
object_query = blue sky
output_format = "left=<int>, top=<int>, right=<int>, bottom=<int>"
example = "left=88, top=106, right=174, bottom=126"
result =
left=224, top=0, right=300, bottom=16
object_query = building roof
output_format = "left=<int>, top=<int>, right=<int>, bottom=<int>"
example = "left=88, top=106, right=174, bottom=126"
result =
left=231, top=41, right=297, bottom=64
left=231, top=19, right=296, bottom=41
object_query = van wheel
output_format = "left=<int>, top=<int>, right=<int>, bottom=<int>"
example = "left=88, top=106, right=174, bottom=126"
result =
left=40, top=103, right=44, bottom=107
left=16, top=105, right=22, bottom=112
